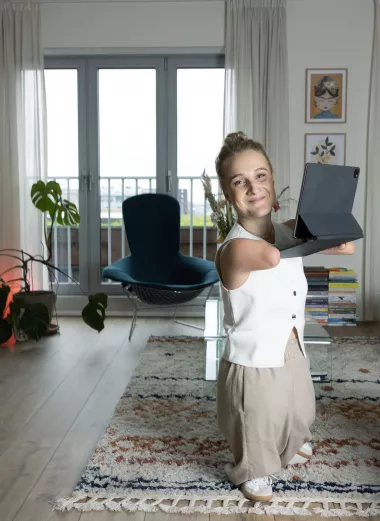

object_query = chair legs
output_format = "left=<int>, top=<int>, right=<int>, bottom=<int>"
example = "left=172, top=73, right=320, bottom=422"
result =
left=172, top=285, right=213, bottom=331
left=122, top=284, right=215, bottom=341
left=129, top=308, right=138, bottom=341
left=172, top=306, right=204, bottom=331
left=123, top=286, right=139, bottom=340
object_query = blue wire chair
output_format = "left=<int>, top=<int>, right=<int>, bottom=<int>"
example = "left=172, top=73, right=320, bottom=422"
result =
left=102, top=193, right=219, bottom=340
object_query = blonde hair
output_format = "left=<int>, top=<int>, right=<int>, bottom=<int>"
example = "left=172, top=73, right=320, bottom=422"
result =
left=215, top=132, right=273, bottom=188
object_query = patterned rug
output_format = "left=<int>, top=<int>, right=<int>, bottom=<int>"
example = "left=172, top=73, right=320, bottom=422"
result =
left=55, top=336, right=380, bottom=517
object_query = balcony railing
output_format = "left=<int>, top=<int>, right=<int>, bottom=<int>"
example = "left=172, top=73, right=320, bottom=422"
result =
left=50, top=175, right=220, bottom=284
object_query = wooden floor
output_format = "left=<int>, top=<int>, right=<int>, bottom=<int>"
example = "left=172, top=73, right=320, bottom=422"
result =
left=325, top=321, right=380, bottom=337
left=0, top=317, right=378, bottom=521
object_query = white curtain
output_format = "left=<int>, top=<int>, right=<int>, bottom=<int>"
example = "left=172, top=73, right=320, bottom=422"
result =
left=0, top=3, right=47, bottom=290
left=224, top=0, right=290, bottom=218
left=364, top=0, right=380, bottom=320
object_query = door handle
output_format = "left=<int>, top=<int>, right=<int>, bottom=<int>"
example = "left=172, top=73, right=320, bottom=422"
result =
left=79, top=171, right=95, bottom=191
left=167, top=170, right=173, bottom=192
left=88, top=172, right=94, bottom=191
left=79, top=170, right=87, bottom=191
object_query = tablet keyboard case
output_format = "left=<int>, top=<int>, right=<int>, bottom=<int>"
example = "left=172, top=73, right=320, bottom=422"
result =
left=280, top=164, right=364, bottom=259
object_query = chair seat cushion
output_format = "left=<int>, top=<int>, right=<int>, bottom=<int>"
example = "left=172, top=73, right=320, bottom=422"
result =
left=102, top=254, right=219, bottom=291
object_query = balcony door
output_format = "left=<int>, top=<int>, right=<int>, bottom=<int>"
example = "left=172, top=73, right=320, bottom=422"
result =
left=168, top=58, right=224, bottom=259
left=44, top=55, right=224, bottom=298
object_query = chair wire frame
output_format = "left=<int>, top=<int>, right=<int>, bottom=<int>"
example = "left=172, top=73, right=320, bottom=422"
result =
left=122, top=283, right=215, bottom=340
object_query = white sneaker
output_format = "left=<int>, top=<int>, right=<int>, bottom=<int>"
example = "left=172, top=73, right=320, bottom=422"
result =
left=241, top=476, right=273, bottom=502
left=298, top=442, right=313, bottom=458
left=288, top=442, right=313, bottom=466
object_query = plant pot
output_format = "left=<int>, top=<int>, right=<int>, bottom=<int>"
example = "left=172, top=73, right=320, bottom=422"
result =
left=12, top=291, right=56, bottom=341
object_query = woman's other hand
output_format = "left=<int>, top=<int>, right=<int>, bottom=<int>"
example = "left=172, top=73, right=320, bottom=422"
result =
left=321, top=242, right=356, bottom=255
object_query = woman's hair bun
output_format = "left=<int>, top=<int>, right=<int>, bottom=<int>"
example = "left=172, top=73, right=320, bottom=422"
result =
left=215, top=131, right=273, bottom=181
left=223, top=131, right=249, bottom=147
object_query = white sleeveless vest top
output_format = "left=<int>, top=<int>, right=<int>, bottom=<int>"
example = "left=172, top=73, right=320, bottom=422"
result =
left=217, top=222, right=308, bottom=368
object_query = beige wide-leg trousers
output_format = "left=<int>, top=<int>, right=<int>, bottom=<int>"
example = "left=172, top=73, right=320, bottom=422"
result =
left=217, top=338, right=316, bottom=485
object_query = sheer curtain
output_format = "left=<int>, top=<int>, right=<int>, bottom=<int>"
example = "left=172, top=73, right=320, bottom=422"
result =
left=0, top=3, right=47, bottom=291
left=364, top=0, right=380, bottom=320
left=224, top=0, right=290, bottom=219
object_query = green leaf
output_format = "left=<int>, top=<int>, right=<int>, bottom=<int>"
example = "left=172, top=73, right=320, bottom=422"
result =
left=56, top=199, right=80, bottom=226
left=331, top=151, right=336, bottom=156
left=82, top=293, right=108, bottom=333
left=316, top=146, right=319, bottom=152
left=18, top=303, right=50, bottom=341
left=330, top=145, right=336, bottom=152
left=327, top=142, right=333, bottom=146
left=321, top=151, right=325, bottom=157
left=310, top=151, right=318, bottom=155
left=321, top=146, right=327, bottom=150
left=31, top=181, right=62, bottom=218
left=0, top=280, right=10, bottom=318
left=325, top=137, right=329, bottom=145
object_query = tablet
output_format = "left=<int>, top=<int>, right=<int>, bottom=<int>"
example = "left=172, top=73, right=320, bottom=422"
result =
left=279, top=163, right=363, bottom=259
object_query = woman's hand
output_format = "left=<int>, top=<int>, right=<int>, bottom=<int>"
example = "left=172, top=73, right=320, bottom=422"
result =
left=320, top=242, right=355, bottom=255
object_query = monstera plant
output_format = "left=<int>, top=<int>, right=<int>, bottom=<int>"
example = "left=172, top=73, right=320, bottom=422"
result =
left=0, top=180, right=107, bottom=344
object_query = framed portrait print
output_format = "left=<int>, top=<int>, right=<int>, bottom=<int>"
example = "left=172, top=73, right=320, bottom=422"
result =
left=305, top=69, right=347, bottom=123
left=305, top=134, right=346, bottom=165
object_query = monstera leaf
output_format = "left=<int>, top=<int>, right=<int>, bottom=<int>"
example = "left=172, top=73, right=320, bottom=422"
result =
left=56, top=199, right=80, bottom=226
left=31, top=181, right=62, bottom=218
left=31, top=180, right=80, bottom=226
left=18, top=303, right=50, bottom=341
left=82, top=293, right=108, bottom=333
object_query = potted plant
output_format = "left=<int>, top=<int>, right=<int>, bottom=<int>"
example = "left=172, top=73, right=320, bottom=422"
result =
left=0, top=180, right=107, bottom=344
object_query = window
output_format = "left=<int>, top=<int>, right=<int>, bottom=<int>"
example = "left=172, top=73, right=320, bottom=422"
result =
left=44, top=56, right=224, bottom=296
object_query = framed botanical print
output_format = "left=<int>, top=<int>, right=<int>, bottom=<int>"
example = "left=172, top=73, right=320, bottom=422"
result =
left=305, top=134, right=346, bottom=165
left=305, top=69, right=347, bottom=123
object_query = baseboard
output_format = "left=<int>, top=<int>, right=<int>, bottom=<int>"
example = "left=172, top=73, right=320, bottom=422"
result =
left=55, top=294, right=210, bottom=318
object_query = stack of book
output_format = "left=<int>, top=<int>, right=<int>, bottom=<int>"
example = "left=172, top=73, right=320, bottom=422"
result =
left=328, top=268, right=359, bottom=326
left=303, top=267, right=329, bottom=325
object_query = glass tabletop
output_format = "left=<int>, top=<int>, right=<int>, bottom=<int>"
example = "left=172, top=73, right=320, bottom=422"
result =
left=204, top=298, right=334, bottom=383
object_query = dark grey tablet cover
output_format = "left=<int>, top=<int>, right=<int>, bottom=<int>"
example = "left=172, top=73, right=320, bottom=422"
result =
left=280, top=163, right=363, bottom=259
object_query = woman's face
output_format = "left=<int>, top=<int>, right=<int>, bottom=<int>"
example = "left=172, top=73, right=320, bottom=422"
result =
left=223, top=149, right=276, bottom=219
left=315, top=91, right=338, bottom=112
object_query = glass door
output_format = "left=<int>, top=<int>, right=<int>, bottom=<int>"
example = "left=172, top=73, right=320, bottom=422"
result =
left=168, top=57, right=225, bottom=262
left=44, top=59, right=88, bottom=294
left=44, top=55, right=224, bottom=300
left=86, top=57, right=167, bottom=294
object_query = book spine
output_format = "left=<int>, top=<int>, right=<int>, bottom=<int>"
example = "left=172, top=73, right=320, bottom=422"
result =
left=330, top=288, right=357, bottom=292
left=328, top=316, right=357, bottom=319
left=329, top=283, right=359, bottom=288
left=329, top=269, right=356, bottom=274
left=329, top=311, right=357, bottom=315
left=329, top=295, right=357, bottom=302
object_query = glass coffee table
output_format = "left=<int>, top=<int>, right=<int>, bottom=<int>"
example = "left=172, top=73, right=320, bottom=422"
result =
left=204, top=298, right=334, bottom=383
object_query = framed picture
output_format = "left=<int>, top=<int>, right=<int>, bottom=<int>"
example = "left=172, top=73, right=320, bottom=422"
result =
left=305, top=69, right=347, bottom=123
left=304, top=134, right=346, bottom=165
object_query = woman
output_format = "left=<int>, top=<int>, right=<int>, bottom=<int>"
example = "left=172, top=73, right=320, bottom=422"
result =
left=215, top=132, right=355, bottom=502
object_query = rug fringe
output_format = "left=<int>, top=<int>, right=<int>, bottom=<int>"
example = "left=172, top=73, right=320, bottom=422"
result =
left=53, top=495, right=380, bottom=517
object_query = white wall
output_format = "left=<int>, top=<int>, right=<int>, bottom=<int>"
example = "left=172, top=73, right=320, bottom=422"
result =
left=41, top=0, right=373, bottom=316
left=41, top=1, right=225, bottom=51
left=287, top=0, right=373, bottom=317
